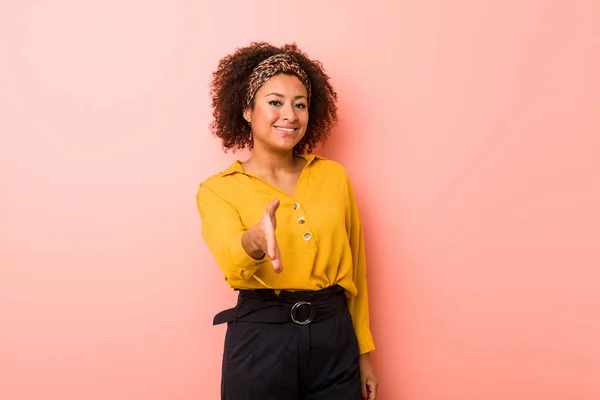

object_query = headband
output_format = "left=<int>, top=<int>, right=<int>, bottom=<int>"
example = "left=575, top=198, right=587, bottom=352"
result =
left=245, top=53, right=312, bottom=107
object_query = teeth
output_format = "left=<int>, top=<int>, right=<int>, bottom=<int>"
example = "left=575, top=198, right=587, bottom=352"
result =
left=276, top=127, right=295, bottom=132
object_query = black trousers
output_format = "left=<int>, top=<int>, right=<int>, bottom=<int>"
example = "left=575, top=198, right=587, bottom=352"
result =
left=216, top=286, right=362, bottom=400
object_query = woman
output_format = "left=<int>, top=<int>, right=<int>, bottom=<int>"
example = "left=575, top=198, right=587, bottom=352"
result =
left=196, top=42, right=378, bottom=400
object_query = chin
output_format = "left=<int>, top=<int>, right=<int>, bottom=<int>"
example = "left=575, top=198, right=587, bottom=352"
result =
left=263, top=138, right=297, bottom=152
left=273, top=136, right=304, bottom=150
left=274, top=143, right=299, bottom=152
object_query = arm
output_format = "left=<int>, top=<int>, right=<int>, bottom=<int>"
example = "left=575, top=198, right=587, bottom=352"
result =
left=347, top=216, right=376, bottom=355
left=345, top=175, right=379, bottom=399
left=196, top=183, right=267, bottom=285
left=345, top=176, right=376, bottom=355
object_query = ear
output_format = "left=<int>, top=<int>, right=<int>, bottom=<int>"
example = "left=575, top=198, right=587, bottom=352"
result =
left=243, top=107, right=251, bottom=123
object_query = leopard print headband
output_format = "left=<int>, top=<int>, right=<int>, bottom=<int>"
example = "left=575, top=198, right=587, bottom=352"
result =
left=245, top=53, right=312, bottom=107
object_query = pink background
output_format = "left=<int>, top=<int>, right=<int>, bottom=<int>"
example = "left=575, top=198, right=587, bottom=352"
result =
left=1, top=1, right=599, bottom=399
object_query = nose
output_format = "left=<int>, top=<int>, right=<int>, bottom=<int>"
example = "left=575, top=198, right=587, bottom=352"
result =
left=281, top=103, right=298, bottom=122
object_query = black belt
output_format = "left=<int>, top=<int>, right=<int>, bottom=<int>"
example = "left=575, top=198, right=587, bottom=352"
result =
left=213, top=285, right=346, bottom=325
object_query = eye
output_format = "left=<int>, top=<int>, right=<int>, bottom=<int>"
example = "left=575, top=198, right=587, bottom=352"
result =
left=295, top=103, right=307, bottom=109
left=268, top=100, right=282, bottom=106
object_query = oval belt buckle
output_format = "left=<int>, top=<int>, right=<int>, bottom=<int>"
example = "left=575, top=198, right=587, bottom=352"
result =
left=290, top=301, right=312, bottom=325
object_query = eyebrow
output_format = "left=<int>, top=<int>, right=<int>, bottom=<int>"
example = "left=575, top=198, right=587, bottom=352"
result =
left=264, top=92, right=307, bottom=100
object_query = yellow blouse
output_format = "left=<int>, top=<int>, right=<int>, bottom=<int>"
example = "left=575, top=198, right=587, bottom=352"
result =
left=196, top=154, right=375, bottom=354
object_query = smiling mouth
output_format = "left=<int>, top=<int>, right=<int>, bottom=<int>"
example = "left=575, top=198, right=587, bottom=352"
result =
left=274, top=126, right=299, bottom=132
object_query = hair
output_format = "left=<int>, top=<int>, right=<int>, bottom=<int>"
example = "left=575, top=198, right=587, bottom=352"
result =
left=209, top=42, right=338, bottom=154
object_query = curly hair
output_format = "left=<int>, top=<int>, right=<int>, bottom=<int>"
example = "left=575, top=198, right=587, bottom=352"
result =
left=209, top=42, right=338, bottom=154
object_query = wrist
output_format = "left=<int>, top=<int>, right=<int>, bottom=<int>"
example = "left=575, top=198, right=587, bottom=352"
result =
left=242, top=225, right=265, bottom=259
left=359, top=352, right=372, bottom=365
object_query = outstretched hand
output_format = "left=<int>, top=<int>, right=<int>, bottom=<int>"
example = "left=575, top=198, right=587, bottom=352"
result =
left=259, top=199, right=282, bottom=273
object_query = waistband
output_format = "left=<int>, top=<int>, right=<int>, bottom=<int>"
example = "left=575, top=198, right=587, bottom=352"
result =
left=213, top=285, right=346, bottom=326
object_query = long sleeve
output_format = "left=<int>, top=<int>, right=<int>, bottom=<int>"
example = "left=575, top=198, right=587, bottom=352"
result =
left=345, top=178, right=376, bottom=355
left=196, top=182, right=267, bottom=285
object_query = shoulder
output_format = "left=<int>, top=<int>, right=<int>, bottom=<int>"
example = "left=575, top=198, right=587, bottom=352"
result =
left=197, top=160, right=244, bottom=198
left=310, top=156, right=354, bottom=194
left=306, top=154, right=350, bottom=178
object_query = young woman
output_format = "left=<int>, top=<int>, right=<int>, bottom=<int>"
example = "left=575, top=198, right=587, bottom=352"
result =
left=196, top=42, right=379, bottom=400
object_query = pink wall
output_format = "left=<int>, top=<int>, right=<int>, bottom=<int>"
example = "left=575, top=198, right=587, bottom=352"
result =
left=1, top=1, right=599, bottom=399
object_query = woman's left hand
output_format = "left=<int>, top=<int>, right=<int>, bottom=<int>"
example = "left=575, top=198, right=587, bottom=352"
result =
left=359, top=353, right=379, bottom=399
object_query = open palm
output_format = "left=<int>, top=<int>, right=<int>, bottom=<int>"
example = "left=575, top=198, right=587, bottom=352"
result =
left=260, top=199, right=282, bottom=273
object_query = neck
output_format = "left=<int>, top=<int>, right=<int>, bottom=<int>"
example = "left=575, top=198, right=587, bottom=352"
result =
left=245, top=148, right=300, bottom=175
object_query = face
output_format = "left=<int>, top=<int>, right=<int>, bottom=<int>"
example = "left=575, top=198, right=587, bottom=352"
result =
left=244, top=73, right=309, bottom=153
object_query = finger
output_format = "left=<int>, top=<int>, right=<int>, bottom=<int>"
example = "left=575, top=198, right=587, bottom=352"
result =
left=271, top=239, right=283, bottom=273
left=266, top=199, right=280, bottom=216
left=276, top=245, right=283, bottom=272
left=272, top=258, right=282, bottom=274
left=361, top=379, right=368, bottom=399
left=367, top=379, right=377, bottom=400
left=267, top=232, right=277, bottom=260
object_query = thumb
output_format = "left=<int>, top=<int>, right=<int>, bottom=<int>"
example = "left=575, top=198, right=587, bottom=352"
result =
left=361, top=379, right=368, bottom=399
left=266, top=199, right=280, bottom=216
